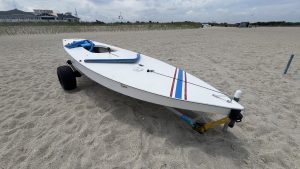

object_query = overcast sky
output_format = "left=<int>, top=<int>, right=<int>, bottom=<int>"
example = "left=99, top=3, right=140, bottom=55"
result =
left=0, top=0, right=299, bottom=23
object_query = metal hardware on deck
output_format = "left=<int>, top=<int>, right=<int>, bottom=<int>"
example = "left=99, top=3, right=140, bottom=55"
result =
left=212, top=94, right=232, bottom=103
left=120, top=83, right=128, bottom=88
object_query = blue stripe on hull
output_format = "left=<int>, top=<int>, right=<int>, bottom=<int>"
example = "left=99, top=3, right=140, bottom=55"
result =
left=175, top=69, right=183, bottom=99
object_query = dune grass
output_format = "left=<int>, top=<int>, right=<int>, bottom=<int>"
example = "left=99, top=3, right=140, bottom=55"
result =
left=0, top=22, right=202, bottom=35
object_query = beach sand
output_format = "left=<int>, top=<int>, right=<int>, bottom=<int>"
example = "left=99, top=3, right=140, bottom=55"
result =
left=0, top=27, right=299, bottom=169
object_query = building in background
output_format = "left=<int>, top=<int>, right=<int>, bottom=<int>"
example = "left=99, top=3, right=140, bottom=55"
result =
left=0, top=9, right=39, bottom=22
left=33, top=9, right=57, bottom=20
left=57, top=12, right=79, bottom=22
left=0, top=9, right=79, bottom=22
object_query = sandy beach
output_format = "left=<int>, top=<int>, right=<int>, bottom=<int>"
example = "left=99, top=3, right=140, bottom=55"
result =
left=0, top=27, right=299, bottom=169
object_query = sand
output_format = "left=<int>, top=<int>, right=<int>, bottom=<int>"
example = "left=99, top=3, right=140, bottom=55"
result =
left=0, top=27, right=299, bottom=169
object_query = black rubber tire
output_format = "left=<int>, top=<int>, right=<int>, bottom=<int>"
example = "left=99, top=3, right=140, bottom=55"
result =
left=57, top=65, right=77, bottom=90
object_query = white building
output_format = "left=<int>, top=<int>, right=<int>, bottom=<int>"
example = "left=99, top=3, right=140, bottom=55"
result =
left=0, top=9, right=79, bottom=22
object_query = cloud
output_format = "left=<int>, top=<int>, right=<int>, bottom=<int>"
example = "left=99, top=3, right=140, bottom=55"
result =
left=0, top=0, right=299, bottom=22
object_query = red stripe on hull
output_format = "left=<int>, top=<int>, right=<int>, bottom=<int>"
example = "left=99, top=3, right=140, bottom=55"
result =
left=170, top=68, right=177, bottom=97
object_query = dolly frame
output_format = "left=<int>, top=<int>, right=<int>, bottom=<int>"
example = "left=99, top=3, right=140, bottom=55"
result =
left=166, top=107, right=243, bottom=133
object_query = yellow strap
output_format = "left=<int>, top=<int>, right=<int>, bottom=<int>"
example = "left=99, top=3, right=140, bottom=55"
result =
left=194, top=117, right=230, bottom=133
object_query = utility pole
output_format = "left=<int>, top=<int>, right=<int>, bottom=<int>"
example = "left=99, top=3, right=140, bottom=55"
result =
left=13, top=0, right=17, bottom=9
left=74, top=8, right=78, bottom=18
left=118, top=12, right=123, bottom=22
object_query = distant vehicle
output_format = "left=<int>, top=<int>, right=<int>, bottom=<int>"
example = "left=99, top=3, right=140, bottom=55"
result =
left=239, top=22, right=251, bottom=28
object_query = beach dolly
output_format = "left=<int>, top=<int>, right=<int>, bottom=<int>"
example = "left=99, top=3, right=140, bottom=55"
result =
left=166, top=90, right=243, bottom=133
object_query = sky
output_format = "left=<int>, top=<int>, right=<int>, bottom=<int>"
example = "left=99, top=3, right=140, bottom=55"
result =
left=0, top=0, right=299, bottom=23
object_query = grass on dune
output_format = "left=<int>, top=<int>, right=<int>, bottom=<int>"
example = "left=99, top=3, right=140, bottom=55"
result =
left=0, top=22, right=202, bottom=35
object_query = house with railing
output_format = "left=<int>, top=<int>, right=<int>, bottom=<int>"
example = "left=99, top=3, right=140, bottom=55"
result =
left=0, top=9, right=79, bottom=22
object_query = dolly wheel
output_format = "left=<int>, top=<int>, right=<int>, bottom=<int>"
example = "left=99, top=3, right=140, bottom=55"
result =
left=57, top=65, right=77, bottom=90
